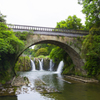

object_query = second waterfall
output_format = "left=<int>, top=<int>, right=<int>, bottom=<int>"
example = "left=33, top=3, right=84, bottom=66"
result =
left=39, top=59, right=44, bottom=71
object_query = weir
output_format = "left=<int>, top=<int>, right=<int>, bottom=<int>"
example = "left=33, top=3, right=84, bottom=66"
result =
left=30, top=58, right=64, bottom=74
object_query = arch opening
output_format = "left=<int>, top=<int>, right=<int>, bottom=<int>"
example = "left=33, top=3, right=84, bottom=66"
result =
left=18, top=39, right=86, bottom=75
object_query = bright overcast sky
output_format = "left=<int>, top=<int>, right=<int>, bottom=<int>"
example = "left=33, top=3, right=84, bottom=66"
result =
left=0, top=0, right=85, bottom=27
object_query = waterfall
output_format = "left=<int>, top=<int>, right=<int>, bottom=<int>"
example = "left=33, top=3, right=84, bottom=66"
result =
left=49, top=59, right=54, bottom=71
left=39, top=58, right=43, bottom=71
left=56, top=61, right=64, bottom=74
left=31, top=59, right=36, bottom=71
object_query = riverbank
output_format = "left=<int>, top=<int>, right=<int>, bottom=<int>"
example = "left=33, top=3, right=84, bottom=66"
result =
left=64, top=75, right=99, bottom=83
left=0, top=76, right=29, bottom=96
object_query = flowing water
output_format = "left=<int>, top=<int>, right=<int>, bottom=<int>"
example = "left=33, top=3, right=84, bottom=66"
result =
left=30, top=60, right=36, bottom=71
left=56, top=61, right=64, bottom=74
left=39, top=59, right=43, bottom=71
left=49, top=59, right=54, bottom=71
left=0, top=70, right=100, bottom=100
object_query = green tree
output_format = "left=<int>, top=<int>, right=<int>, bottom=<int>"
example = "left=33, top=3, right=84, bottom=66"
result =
left=35, top=48, right=48, bottom=57
left=31, top=43, right=56, bottom=57
left=56, top=15, right=85, bottom=30
left=81, top=28, right=100, bottom=77
left=78, top=0, right=100, bottom=29
left=0, top=23, right=24, bottom=55
left=50, top=46, right=67, bottom=62
left=0, top=13, right=25, bottom=82
left=23, top=48, right=34, bottom=55
left=0, top=23, right=24, bottom=80
left=0, top=12, right=6, bottom=23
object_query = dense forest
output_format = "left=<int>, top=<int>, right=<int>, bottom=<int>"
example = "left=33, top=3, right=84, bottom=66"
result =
left=0, top=0, right=100, bottom=84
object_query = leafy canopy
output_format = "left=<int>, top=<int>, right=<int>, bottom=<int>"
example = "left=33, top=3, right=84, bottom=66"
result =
left=0, top=23, right=24, bottom=54
left=0, top=12, right=6, bottom=23
left=81, top=28, right=100, bottom=76
left=78, top=0, right=100, bottom=29
left=56, top=15, right=85, bottom=30
left=50, top=46, right=67, bottom=62
left=0, top=12, right=25, bottom=82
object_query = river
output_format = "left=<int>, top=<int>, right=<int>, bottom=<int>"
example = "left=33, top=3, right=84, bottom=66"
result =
left=0, top=70, right=100, bottom=100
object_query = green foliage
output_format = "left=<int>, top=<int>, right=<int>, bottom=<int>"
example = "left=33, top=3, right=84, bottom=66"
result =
left=69, top=42, right=72, bottom=46
left=81, top=29, right=100, bottom=77
left=73, top=36, right=84, bottom=51
left=1, top=80, right=6, bottom=84
left=78, top=0, right=100, bottom=29
left=0, top=13, right=26, bottom=83
left=0, top=23, right=24, bottom=54
left=31, top=43, right=56, bottom=57
left=57, top=35, right=59, bottom=39
left=62, top=64, right=75, bottom=75
left=15, top=56, right=31, bottom=73
left=23, top=48, right=34, bottom=55
left=56, top=15, right=85, bottom=30
left=89, top=27, right=100, bottom=35
left=50, top=46, right=67, bottom=62
left=15, top=31, right=28, bottom=40
left=0, top=12, right=6, bottom=23
left=61, top=36, right=65, bottom=40
left=35, top=48, right=48, bottom=57
left=0, top=22, right=25, bottom=82
left=62, top=55, right=75, bottom=75
left=35, top=55, right=50, bottom=59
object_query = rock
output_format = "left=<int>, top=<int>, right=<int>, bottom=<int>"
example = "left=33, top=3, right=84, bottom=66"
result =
left=11, top=76, right=29, bottom=86
left=0, top=83, right=2, bottom=87
left=0, top=87, right=3, bottom=89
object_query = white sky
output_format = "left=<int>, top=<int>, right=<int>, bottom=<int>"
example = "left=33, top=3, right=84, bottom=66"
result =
left=0, top=0, right=85, bottom=27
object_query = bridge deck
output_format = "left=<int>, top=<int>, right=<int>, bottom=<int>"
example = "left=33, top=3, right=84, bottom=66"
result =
left=7, top=24, right=89, bottom=37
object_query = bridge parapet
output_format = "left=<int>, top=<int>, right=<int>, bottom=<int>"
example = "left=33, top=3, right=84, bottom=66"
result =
left=7, top=24, right=89, bottom=35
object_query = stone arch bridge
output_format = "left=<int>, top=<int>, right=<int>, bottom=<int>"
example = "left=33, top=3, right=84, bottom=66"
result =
left=8, top=24, right=89, bottom=75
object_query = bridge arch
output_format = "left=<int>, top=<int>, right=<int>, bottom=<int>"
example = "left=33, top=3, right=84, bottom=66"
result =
left=17, top=34, right=86, bottom=75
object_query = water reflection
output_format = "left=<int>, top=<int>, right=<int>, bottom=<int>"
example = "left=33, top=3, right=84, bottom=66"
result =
left=57, top=74, right=64, bottom=90
left=17, top=71, right=60, bottom=100
left=0, top=96, right=17, bottom=100
left=1, top=71, right=100, bottom=100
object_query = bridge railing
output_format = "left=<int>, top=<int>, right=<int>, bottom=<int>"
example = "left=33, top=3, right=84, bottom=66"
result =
left=7, top=24, right=89, bottom=34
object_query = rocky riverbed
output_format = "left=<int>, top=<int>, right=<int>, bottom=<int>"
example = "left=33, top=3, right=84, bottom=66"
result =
left=0, top=74, right=99, bottom=97
left=0, top=76, right=29, bottom=96
left=0, top=76, right=61, bottom=96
